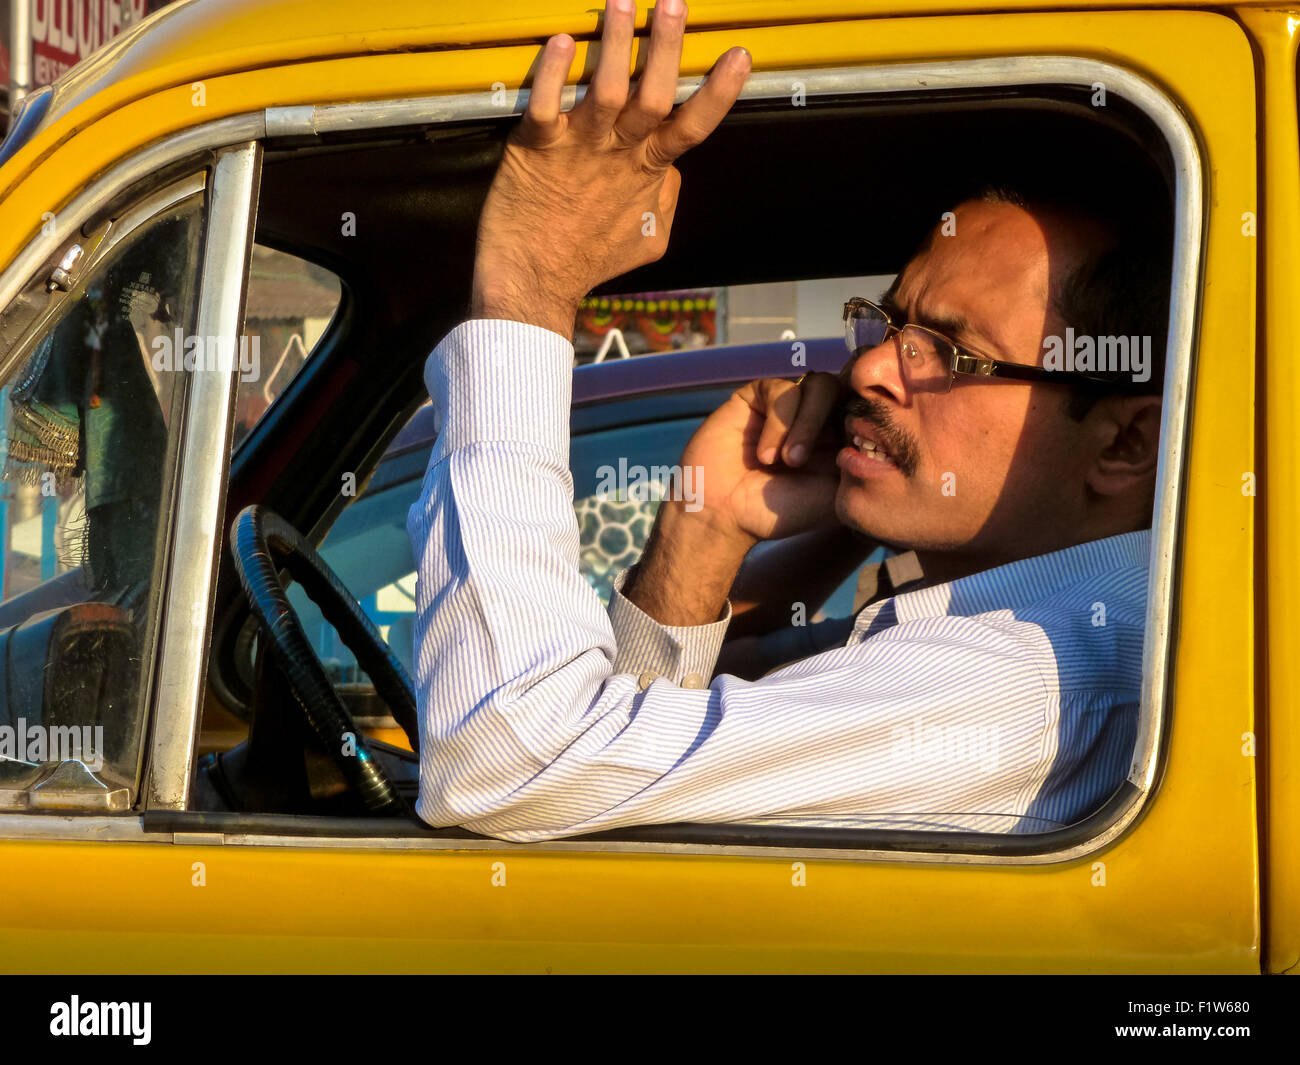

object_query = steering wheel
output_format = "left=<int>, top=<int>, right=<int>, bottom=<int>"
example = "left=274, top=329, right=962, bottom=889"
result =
left=228, top=505, right=419, bottom=815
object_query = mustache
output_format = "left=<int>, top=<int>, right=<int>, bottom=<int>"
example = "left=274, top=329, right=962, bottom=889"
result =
left=839, top=394, right=921, bottom=478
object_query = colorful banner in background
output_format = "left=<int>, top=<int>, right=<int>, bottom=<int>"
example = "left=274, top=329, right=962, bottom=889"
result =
left=574, top=290, right=720, bottom=360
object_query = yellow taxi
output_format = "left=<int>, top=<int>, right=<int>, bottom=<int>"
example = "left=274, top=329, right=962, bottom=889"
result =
left=0, top=0, right=1291, bottom=974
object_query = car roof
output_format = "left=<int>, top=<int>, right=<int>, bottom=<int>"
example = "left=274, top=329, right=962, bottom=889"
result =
left=0, top=0, right=1264, bottom=180
left=384, top=336, right=848, bottom=453
left=571, top=337, right=846, bottom=404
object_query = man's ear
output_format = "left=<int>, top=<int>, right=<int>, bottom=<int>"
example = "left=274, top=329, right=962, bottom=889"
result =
left=1083, top=394, right=1163, bottom=498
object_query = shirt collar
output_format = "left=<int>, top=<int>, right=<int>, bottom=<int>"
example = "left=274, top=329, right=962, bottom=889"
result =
left=850, top=529, right=1151, bottom=638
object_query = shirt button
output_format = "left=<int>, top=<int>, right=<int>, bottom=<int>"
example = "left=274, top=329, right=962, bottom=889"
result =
left=637, top=671, right=657, bottom=691
left=681, top=672, right=706, bottom=689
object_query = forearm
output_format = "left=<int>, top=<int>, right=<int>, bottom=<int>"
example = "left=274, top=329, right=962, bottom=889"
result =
left=625, top=518, right=871, bottom=682
left=470, top=265, right=580, bottom=341
left=621, top=501, right=751, bottom=627
left=624, top=502, right=875, bottom=635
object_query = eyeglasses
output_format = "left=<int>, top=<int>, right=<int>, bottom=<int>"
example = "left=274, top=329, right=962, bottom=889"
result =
left=842, top=296, right=1130, bottom=394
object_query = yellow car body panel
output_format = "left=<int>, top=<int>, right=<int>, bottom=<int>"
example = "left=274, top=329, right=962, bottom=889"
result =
left=1238, top=5, right=1300, bottom=977
left=3, top=0, right=1280, bottom=163
left=0, top=1, right=1279, bottom=972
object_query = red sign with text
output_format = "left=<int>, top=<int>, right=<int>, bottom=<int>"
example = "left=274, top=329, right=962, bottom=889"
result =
left=30, top=0, right=150, bottom=86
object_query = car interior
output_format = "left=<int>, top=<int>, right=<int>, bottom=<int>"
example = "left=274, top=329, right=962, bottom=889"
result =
left=175, top=85, right=1178, bottom=846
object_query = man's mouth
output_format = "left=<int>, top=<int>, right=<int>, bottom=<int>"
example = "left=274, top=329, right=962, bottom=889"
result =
left=850, top=430, right=894, bottom=465
left=845, top=417, right=899, bottom=467
left=836, top=403, right=919, bottom=479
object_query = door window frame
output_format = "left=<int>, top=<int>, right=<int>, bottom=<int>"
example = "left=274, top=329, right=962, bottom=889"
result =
left=0, top=54, right=1202, bottom=866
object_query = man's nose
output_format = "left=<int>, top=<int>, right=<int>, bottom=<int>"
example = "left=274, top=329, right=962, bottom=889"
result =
left=844, top=338, right=908, bottom=405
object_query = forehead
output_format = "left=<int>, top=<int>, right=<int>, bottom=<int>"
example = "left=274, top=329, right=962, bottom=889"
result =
left=894, top=200, right=1089, bottom=345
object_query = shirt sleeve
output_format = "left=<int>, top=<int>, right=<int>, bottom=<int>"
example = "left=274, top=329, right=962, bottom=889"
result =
left=606, top=568, right=731, bottom=688
left=407, top=319, right=1058, bottom=842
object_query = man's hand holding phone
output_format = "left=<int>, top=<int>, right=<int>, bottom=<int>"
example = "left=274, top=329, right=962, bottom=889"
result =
left=624, top=372, right=852, bottom=627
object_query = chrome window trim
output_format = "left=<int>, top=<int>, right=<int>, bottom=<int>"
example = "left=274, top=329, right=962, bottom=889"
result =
left=0, top=173, right=207, bottom=388
left=146, top=143, right=263, bottom=810
left=88, top=174, right=208, bottom=274
left=0, top=113, right=265, bottom=315
left=0, top=814, right=161, bottom=842
left=0, top=55, right=1200, bottom=866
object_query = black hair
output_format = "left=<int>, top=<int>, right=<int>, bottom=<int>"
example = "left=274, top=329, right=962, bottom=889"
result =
left=973, top=183, right=1172, bottom=419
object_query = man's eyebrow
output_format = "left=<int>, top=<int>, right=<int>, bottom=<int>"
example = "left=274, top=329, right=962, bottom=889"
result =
left=881, top=280, right=990, bottom=353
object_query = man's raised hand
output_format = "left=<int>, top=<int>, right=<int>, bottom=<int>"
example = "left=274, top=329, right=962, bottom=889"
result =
left=470, top=0, right=752, bottom=337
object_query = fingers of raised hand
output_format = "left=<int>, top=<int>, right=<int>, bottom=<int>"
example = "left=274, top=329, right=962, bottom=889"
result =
left=645, top=45, right=750, bottom=168
left=519, top=35, right=578, bottom=145
left=614, top=0, right=688, bottom=144
left=571, top=0, right=638, bottom=139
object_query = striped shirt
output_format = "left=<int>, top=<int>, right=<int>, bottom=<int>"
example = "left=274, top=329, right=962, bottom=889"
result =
left=407, top=319, right=1148, bottom=842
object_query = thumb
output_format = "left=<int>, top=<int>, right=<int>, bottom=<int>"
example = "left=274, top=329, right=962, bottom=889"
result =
left=657, top=165, right=682, bottom=232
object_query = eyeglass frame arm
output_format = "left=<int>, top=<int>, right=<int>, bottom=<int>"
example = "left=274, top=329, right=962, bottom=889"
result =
left=844, top=298, right=1149, bottom=391
left=950, top=351, right=1137, bottom=388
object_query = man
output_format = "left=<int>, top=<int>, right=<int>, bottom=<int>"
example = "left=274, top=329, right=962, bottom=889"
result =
left=406, top=0, right=1166, bottom=841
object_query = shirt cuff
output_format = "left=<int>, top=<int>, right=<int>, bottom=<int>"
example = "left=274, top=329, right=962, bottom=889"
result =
left=607, top=568, right=733, bottom=690
left=424, top=318, right=574, bottom=459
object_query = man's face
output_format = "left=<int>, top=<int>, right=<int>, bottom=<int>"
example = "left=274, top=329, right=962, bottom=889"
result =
left=835, top=199, right=1101, bottom=562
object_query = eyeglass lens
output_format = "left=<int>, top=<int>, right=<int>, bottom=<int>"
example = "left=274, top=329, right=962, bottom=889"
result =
left=846, top=305, right=952, bottom=393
